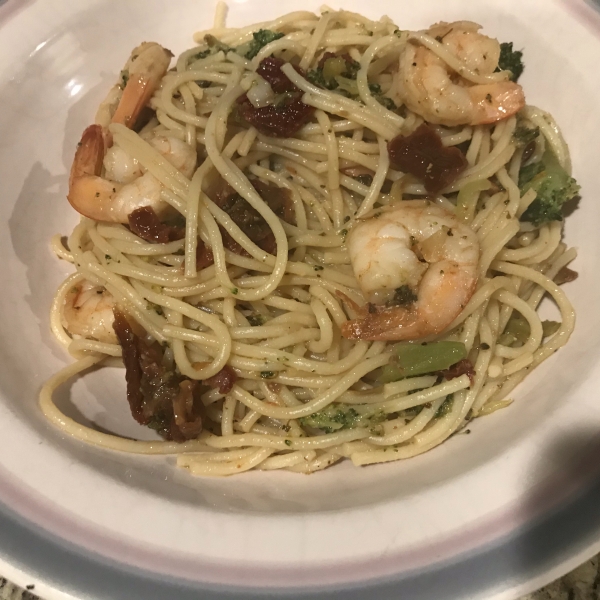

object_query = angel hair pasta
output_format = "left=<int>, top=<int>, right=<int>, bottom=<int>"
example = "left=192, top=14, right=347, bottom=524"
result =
left=41, top=4, right=579, bottom=476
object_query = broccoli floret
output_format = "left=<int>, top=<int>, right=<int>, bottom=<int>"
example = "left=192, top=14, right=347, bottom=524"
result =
left=513, top=123, right=539, bottom=147
left=519, top=150, right=580, bottom=226
left=299, top=404, right=385, bottom=434
left=243, top=29, right=285, bottom=59
left=496, top=42, right=524, bottom=82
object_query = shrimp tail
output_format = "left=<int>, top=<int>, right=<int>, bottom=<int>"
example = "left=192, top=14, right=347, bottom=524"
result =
left=68, top=124, right=124, bottom=221
left=341, top=306, right=420, bottom=341
left=69, top=124, right=107, bottom=184
left=111, top=43, right=173, bottom=128
left=469, top=81, right=525, bottom=125
left=111, top=75, right=157, bottom=128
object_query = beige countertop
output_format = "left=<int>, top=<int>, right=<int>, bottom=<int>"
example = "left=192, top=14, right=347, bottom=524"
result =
left=1, top=555, right=599, bottom=600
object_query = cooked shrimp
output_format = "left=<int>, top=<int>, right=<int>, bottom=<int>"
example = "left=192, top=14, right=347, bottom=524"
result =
left=395, top=21, right=525, bottom=126
left=62, top=280, right=117, bottom=344
left=95, top=42, right=173, bottom=128
left=342, top=201, right=479, bottom=341
left=68, top=126, right=196, bottom=222
left=67, top=42, right=195, bottom=223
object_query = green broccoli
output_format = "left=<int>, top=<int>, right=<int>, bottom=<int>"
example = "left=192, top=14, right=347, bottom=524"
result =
left=496, top=42, right=524, bottom=82
left=519, top=150, right=580, bottom=226
left=299, top=404, right=385, bottom=434
left=513, top=123, right=539, bottom=147
left=242, top=29, right=285, bottom=60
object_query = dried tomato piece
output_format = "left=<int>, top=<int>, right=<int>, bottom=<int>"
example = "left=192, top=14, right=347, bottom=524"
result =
left=218, top=191, right=274, bottom=248
left=211, top=178, right=289, bottom=254
left=113, top=310, right=205, bottom=442
left=554, top=266, right=578, bottom=285
left=236, top=57, right=315, bottom=137
left=251, top=178, right=295, bottom=225
left=128, top=206, right=185, bottom=244
left=113, top=312, right=242, bottom=441
left=205, top=365, right=237, bottom=394
left=237, top=96, right=314, bottom=138
left=129, top=206, right=214, bottom=272
left=196, top=238, right=215, bottom=270
left=437, top=359, right=475, bottom=386
left=256, top=56, right=299, bottom=93
left=388, top=124, right=468, bottom=194
left=112, top=310, right=146, bottom=425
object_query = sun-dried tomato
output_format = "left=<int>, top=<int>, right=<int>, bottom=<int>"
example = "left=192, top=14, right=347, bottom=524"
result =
left=128, top=206, right=185, bottom=244
left=113, top=311, right=238, bottom=441
left=437, top=359, right=476, bottom=386
left=236, top=57, right=315, bottom=137
left=388, top=124, right=468, bottom=193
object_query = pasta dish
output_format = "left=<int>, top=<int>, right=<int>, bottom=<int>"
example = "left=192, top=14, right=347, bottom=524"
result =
left=41, top=5, right=579, bottom=476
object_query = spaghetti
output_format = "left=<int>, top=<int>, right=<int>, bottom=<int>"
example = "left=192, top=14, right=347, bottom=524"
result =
left=42, top=6, right=578, bottom=476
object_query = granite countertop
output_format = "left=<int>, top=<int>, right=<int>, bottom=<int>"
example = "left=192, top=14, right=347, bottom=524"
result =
left=1, top=555, right=599, bottom=600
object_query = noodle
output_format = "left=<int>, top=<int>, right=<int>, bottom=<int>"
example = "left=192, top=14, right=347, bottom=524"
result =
left=44, top=6, right=578, bottom=476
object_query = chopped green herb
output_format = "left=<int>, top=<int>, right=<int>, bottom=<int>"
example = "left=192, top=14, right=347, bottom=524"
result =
left=231, top=287, right=239, bottom=295
left=368, top=83, right=397, bottom=110
left=313, top=265, right=324, bottom=271
left=204, top=34, right=232, bottom=54
left=387, top=285, right=417, bottom=307
left=246, top=314, right=266, bottom=327
left=284, top=439, right=292, bottom=446
left=496, top=42, right=524, bottom=82
left=435, top=395, right=454, bottom=419
left=242, top=29, right=285, bottom=59
left=192, top=48, right=211, bottom=60
left=260, top=371, right=276, bottom=379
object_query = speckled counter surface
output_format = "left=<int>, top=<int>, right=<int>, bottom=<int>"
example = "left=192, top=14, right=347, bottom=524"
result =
left=1, top=556, right=599, bottom=600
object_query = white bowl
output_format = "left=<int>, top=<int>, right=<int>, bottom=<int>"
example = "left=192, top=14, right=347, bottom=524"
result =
left=1, top=0, right=600, bottom=598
